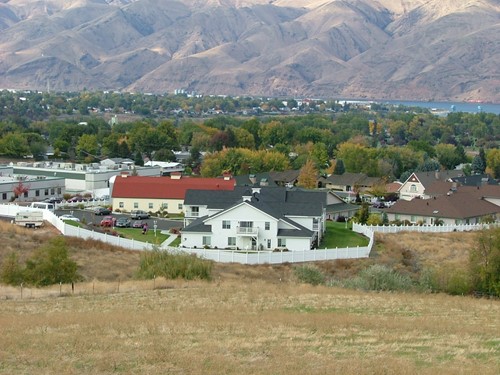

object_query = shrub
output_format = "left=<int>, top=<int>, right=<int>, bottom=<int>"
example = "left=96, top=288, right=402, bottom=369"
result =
left=0, top=252, right=24, bottom=285
left=418, top=266, right=472, bottom=295
left=293, top=265, right=325, bottom=286
left=330, top=264, right=413, bottom=292
left=469, top=227, right=500, bottom=297
left=23, top=237, right=81, bottom=286
left=136, top=248, right=212, bottom=281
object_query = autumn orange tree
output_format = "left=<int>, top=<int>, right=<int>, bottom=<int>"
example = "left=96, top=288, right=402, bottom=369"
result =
left=297, top=159, right=318, bottom=189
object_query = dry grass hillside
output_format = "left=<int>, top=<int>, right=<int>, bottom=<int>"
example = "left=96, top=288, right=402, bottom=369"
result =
left=0, top=221, right=478, bottom=288
left=0, top=222, right=499, bottom=374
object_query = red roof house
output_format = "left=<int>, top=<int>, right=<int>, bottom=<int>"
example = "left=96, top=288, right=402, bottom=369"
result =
left=111, top=175, right=235, bottom=214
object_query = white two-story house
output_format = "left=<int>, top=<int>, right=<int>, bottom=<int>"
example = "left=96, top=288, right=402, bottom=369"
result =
left=181, top=187, right=327, bottom=251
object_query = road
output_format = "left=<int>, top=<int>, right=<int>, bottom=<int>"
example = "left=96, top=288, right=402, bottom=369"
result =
left=54, top=208, right=184, bottom=232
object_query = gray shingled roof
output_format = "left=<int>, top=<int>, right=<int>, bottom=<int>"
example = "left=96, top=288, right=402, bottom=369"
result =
left=181, top=215, right=212, bottom=233
left=182, top=187, right=326, bottom=235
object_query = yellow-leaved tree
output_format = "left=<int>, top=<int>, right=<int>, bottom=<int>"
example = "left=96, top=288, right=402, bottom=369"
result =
left=297, top=159, right=318, bottom=189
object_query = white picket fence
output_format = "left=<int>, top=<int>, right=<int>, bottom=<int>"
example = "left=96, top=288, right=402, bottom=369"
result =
left=355, top=222, right=496, bottom=234
left=0, top=203, right=374, bottom=264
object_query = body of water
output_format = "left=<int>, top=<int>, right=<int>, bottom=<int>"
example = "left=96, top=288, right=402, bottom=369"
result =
left=381, top=100, right=500, bottom=115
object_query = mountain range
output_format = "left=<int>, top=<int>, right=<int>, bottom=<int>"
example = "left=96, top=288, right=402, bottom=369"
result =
left=0, top=0, right=499, bottom=102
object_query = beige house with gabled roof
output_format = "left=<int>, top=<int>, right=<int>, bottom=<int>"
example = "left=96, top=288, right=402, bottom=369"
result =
left=398, top=170, right=463, bottom=201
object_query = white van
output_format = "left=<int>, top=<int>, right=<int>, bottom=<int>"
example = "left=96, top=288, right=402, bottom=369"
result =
left=29, top=202, right=55, bottom=211
left=15, top=210, right=44, bottom=228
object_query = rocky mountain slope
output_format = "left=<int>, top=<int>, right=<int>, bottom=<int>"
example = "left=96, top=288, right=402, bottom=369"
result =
left=0, top=0, right=498, bottom=102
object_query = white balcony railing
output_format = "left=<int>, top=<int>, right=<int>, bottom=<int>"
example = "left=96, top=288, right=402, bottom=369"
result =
left=236, top=226, right=258, bottom=235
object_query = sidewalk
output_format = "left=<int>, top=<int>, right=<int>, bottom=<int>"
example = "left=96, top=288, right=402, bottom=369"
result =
left=161, top=231, right=178, bottom=247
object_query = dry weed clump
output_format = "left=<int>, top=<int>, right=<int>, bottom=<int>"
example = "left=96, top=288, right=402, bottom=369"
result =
left=0, top=281, right=498, bottom=375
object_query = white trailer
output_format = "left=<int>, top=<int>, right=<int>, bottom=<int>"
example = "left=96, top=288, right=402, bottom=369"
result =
left=15, top=210, right=44, bottom=228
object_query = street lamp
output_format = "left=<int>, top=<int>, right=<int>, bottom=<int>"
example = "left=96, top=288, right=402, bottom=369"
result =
left=154, top=220, right=158, bottom=237
left=345, top=216, right=348, bottom=229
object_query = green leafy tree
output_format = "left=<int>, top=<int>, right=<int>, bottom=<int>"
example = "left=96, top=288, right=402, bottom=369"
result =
left=354, top=203, right=370, bottom=224
left=76, top=133, right=99, bottom=160
left=435, top=143, right=461, bottom=170
left=486, top=148, right=500, bottom=178
left=309, top=142, right=329, bottom=169
left=469, top=227, right=500, bottom=297
left=0, top=132, right=30, bottom=157
left=24, top=237, right=80, bottom=286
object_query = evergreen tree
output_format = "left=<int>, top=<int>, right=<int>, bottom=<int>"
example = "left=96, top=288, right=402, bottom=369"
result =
left=479, top=148, right=487, bottom=170
left=333, top=159, right=345, bottom=175
left=471, top=154, right=485, bottom=174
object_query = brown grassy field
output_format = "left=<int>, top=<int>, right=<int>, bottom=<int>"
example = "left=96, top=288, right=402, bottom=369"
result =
left=0, top=222, right=498, bottom=374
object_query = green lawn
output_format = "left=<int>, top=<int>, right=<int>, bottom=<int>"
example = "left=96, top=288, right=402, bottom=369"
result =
left=113, top=228, right=168, bottom=244
left=320, top=221, right=369, bottom=248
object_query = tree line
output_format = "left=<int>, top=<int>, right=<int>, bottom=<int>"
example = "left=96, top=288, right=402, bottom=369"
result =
left=0, top=91, right=499, bottom=183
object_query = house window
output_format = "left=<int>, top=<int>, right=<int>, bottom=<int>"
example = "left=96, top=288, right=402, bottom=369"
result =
left=265, top=222, right=270, bottom=230
left=395, top=214, right=400, bottom=220
left=240, top=221, right=253, bottom=228
left=267, top=239, right=271, bottom=249
left=50, top=188, right=55, bottom=195
left=191, top=206, right=199, bottom=216
left=35, top=190, right=40, bottom=197
left=411, top=215, right=416, bottom=223
left=119, top=202, right=124, bottom=208
left=202, top=236, right=211, bottom=246
left=2, top=193, right=6, bottom=200
left=162, top=203, right=168, bottom=209
left=222, top=220, right=231, bottom=229
left=228, top=237, right=236, bottom=246
left=57, top=188, right=62, bottom=195
left=278, top=238, right=286, bottom=247
left=178, top=203, right=183, bottom=210
left=148, top=203, right=153, bottom=209
left=134, top=202, right=139, bottom=209
left=44, top=189, right=49, bottom=196
left=23, top=191, right=28, bottom=198
left=410, top=184, right=417, bottom=192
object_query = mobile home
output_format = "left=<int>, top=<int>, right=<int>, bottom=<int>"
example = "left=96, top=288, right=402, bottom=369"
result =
left=15, top=210, right=44, bottom=228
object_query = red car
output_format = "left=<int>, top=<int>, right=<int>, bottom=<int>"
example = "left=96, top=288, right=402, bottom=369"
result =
left=100, top=215, right=116, bottom=227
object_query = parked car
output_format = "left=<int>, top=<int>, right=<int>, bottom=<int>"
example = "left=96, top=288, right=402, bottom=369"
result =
left=94, top=206, right=112, bottom=215
left=130, top=210, right=150, bottom=219
left=59, top=214, right=80, bottom=222
left=115, top=217, right=131, bottom=228
left=132, top=220, right=146, bottom=228
left=100, top=215, right=116, bottom=227
left=44, top=197, right=62, bottom=204
left=372, top=202, right=386, bottom=209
